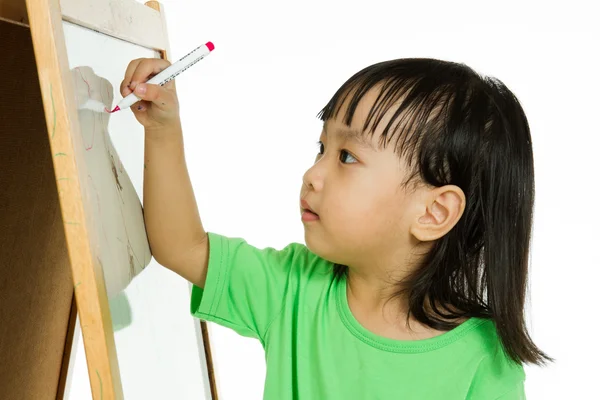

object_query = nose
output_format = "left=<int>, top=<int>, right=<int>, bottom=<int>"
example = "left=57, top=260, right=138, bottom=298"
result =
left=302, top=158, right=324, bottom=192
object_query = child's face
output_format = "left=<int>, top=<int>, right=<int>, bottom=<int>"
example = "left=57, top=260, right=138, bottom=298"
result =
left=300, top=88, right=425, bottom=268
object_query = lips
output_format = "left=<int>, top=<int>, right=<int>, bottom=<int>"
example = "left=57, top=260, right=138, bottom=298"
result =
left=300, top=199, right=318, bottom=216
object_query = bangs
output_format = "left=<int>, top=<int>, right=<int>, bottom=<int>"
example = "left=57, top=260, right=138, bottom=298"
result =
left=317, top=58, right=485, bottom=172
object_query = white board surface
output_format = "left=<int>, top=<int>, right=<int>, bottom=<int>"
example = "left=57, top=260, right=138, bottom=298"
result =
left=72, top=62, right=151, bottom=299
left=62, top=21, right=211, bottom=400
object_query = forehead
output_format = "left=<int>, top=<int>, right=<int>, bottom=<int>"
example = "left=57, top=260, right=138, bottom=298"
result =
left=322, top=121, right=377, bottom=150
left=322, top=85, right=402, bottom=151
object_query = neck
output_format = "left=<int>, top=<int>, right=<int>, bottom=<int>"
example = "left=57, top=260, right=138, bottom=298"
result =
left=344, top=265, right=467, bottom=340
left=345, top=267, right=410, bottom=322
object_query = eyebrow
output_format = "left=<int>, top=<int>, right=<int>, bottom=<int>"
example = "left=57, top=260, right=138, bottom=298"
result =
left=323, top=125, right=376, bottom=151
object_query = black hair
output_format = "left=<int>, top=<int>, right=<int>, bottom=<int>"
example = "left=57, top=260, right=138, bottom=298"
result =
left=317, top=58, right=552, bottom=366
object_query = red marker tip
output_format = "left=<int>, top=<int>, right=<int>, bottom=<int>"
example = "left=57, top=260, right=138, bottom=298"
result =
left=206, top=41, right=214, bottom=52
left=110, top=106, right=120, bottom=113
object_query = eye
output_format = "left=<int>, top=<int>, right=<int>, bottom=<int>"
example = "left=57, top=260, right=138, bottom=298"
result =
left=316, top=141, right=358, bottom=164
left=340, top=150, right=358, bottom=164
left=316, top=140, right=324, bottom=155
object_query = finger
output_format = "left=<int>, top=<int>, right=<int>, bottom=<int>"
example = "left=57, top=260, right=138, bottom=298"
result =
left=120, top=79, right=133, bottom=97
left=133, top=83, right=175, bottom=110
left=120, top=80, right=132, bottom=98
left=130, top=58, right=171, bottom=89
left=132, top=100, right=151, bottom=113
left=121, top=58, right=144, bottom=97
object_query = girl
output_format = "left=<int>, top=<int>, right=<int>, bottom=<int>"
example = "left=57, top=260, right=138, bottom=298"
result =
left=121, top=56, right=550, bottom=399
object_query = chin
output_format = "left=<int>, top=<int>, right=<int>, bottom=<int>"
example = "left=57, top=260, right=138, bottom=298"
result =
left=304, top=231, right=327, bottom=257
left=303, top=231, right=345, bottom=264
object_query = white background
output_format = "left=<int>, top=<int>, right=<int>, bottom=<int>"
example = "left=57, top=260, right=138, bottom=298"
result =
left=70, top=0, right=599, bottom=399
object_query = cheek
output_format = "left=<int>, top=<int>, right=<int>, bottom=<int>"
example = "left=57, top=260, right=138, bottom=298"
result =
left=322, top=172, right=408, bottom=225
left=350, top=189, right=409, bottom=233
left=326, top=190, right=395, bottom=230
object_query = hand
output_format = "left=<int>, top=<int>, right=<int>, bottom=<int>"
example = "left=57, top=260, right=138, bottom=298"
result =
left=120, top=58, right=181, bottom=132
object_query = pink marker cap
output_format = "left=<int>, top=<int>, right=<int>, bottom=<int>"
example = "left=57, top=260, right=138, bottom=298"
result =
left=206, top=41, right=215, bottom=52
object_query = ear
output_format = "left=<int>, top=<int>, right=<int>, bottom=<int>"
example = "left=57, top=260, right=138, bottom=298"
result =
left=410, top=185, right=466, bottom=242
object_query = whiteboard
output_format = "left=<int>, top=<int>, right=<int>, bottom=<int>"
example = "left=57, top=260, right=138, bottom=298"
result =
left=62, top=21, right=211, bottom=400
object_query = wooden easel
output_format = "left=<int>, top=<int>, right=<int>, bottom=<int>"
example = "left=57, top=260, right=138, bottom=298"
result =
left=0, top=1, right=217, bottom=398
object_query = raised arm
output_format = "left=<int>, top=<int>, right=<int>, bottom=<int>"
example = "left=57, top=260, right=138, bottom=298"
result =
left=120, top=58, right=209, bottom=287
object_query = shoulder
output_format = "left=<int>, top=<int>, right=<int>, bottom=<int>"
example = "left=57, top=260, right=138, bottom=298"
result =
left=207, top=232, right=333, bottom=281
left=466, top=319, right=526, bottom=399
left=206, top=232, right=309, bottom=267
left=277, top=240, right=336, bottom=286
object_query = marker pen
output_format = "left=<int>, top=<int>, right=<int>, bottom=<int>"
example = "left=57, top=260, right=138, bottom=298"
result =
left=109, top=41, right=215, bottom=113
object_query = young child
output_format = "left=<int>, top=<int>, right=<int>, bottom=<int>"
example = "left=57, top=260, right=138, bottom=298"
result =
left=120, top=56, right=550, bottom=399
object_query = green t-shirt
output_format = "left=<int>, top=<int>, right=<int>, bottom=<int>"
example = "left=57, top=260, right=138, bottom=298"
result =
left=190, top=233, right=526, bottom=399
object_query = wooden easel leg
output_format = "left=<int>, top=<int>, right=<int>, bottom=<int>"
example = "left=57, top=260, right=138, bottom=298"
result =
left=56, top=294, right=78, bottom=399
left=201, top=321, right=219, bottom=400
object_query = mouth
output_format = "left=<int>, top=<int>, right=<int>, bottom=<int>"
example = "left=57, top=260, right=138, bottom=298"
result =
left=300, top=199, right=319, bottom=221
left=301, top=209, right=319, bottom=222
left=300, top=199, right=317, bottom=214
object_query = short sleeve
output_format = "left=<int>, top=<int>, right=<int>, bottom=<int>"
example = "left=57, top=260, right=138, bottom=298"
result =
left=190, top=232, right=305, bottom=343
left=466, top=348, right=526, bottom=400
left=495, top=384, right=525, bottom=399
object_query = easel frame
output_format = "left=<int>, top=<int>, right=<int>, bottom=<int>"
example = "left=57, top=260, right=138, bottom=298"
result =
left=1, top=0, right=218, bottom=398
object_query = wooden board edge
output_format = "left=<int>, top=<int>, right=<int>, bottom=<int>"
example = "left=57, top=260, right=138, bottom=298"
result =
left=0, top=0, right=29, bottom=25
left=144, top=1, right=169, bottom=60
left=60, top=0, right=167, bottom=52
left=0, top=14, right=28, bottom=27
left=24, top=0, right=123, bottom=398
